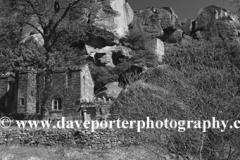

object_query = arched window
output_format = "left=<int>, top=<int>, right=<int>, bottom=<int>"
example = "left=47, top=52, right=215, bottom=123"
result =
left=83, top=75, right=86, bottom=92
left=20, top=98, right=24, bottom=106
left=52, top=97, right=62, bottom=111
left=66, top=71, right=72, bottom=88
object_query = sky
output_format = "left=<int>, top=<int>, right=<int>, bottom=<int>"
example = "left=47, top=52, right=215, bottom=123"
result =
left=128, top=0, right=237, bottom=19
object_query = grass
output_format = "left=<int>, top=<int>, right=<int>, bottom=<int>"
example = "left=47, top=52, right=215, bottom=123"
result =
left=0, top=145, right=164, bottom=160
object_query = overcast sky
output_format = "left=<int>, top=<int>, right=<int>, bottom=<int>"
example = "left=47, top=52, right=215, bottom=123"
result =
left=128, top=0, right=236, bottom=19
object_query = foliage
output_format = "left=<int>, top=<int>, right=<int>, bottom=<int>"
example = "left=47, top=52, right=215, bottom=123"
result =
left=111, top=39, right=240, bottom=159
left=0, top=0, right=96, bottom=117
left=121, top=29, right=148, bottom=50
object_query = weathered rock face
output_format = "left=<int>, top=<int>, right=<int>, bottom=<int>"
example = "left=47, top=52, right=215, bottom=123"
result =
left=181, top=18, right=193, bottom=35
left=192, top=5, right=240, bottom=41
left=96, top=82, right=123, bottom=99
left=21, top=15, right=44, bottom=46
left=85, top=45, right=133, bottom=67
left=132, top=7, right=182, bottom=42
left=70, top=0, right=134, bottom=38
left=93, top=0, right=134, bottom=38
left=162, top=28, right=183, bottom=43
left=144, top=38, right=165, bottom=62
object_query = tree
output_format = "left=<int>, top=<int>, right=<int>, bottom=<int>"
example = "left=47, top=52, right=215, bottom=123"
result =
left=0, top=0, right=97, bottom=117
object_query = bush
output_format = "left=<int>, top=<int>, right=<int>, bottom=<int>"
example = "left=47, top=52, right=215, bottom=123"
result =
left=110, top=40, right=240, bottom=159
left=121, top=29, right=148, bottom=50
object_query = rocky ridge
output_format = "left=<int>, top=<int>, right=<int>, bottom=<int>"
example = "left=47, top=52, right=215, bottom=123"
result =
left=21, top=0, right=240, bottom=67
left=20, top=0, right=240, bottom=99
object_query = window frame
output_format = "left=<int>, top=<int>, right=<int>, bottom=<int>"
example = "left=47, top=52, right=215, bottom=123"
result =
left=20, top=98, right=25, bottom=106
left=66, top=71, right=72, bottom=88
left=52, top=98, right=62, bottom=111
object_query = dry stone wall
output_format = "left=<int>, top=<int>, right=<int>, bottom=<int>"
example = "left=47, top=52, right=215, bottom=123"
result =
left=0, top=128, right=139, bottom=149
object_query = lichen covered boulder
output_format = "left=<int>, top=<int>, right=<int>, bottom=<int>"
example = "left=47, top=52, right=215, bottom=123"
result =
left=85, top=45, right=133, bottom=67
left=96, top=82, right=123, bottom=99
left=144, top=38, right=165, bottom=62
left=70, top=0, right=134, bottom=38
left=20, top=15, right=44, bottom=46
left=132, top=7, right=183, bottom=43
left=192, top=5, right=240, bottom=41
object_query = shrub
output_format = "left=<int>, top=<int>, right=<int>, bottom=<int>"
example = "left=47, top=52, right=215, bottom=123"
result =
left=110, top=39, right=240, bottom=159
left=121, top=29, right=148, bottom=50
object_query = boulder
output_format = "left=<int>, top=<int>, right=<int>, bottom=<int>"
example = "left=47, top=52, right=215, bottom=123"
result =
left=85, top=45, right=133, bottom=67
left=192, top=5, right=240, bottom=41
left=181, top=18, right=193, bottom=35
left=96, top=82, right=123, bottom=99
left=93, top=0, right=134, bottom=38
left=163, top=28, right=183, bottom=43
left=118, top=64, right=148, bottom=87
left=132, top=7, right=179, bottom=39
left=22, top=34, right=44, bottom=46
left=21, top=15, right=44, bottom=46
left=70, top=0, right=134, bottom=38
left=144, top=38, right=165, bottom=62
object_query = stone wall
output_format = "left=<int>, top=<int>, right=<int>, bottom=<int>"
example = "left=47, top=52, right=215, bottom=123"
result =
left=18, top=71, right=37, bottom=114
left=18, top=72, right=28, bottom=113
left=0, top=128, right=139, bottom=149
left=0, top=77, right=10, bottom=112
left=43, top=70, right=82, bottom=118
left=27, top=72, right=37, bottom=114
left=36, top=65, right=95, bottom=118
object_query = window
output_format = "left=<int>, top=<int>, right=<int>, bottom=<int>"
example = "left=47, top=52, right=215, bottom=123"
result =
left=52, top=98, right=62, bottom=111
left=31, top=90, right=34, bottom=96
left=20, top=98, right=24, bottom=106
left=83, top=75, right=86, bottom=92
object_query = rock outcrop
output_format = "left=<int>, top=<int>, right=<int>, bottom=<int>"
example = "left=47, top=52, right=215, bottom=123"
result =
left=21, top=15, right=44, bottom=46
left=96, top=82, right=123, bottom=99
left=181, top=18, right=193, bottom=35
left=144, top=38, right=165, bottom=62
left=70, top=0, right=134, bottom=38
left=132, top=7, right=182, bottom=43
left=85, top=45, right=133, bottom=67
left=118, top=64, right=148, bottom=87
left=192, top=5, right=240, bottom=41
left=131, top=5, right=240, bottom=43
left=162, top=28, right=183, bottom=43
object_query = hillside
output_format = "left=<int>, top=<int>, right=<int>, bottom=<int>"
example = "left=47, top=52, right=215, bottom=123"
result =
left=2, top=0, right=240, bottom=159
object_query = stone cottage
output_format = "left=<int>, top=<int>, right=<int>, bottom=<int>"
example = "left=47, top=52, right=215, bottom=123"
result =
left=0, top=64, right=96, bottom=119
